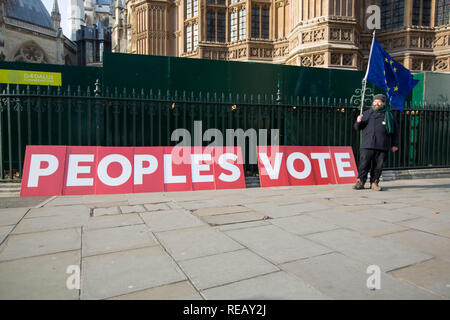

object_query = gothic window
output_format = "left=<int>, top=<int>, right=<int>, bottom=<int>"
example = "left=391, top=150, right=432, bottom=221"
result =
left=411, top=0, right=432, bottom=26
left=86, top=41, right=94, bottom=64
left=230, top=10, right=238, bottom=41
left=186, top=25, right=192, bottom=52
left=207, top=0, right=225, bottom=4
left=14, top=42, right=47, bottom=63
left=251, top=5, right=269, bottom=39
left=239, top=8, right=246, bottom=40
left=186, top=0, right=198, bottom=19
left=193, top=23, right=198, bottom=50
left=207, top=10, right=226, bottom=42
left=381, top=0, right=405, bottom=30
left=435, top=0, right=450, bottom=26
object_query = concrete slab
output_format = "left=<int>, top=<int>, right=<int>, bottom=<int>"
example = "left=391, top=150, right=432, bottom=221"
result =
left=0, top=225, right=14, bottom=244
left=202, top=271, right=327, bottom=300
left=82, top=224, right=158, bottom=257
left=305, top=229, right=432, bottom=272
left=201, top=211, right=266, bottom=226
left=92, top=207, right=121, bottom=217
left=280, top=252, right=437, bottom=300
left=0, top=208, right=29, bottom=227
left=156, top=226, right=243, bottom=261
left=193, top=206, right=252, bottom=217
left=355, top=207, right=419, bottom=223
left=245, top=202, right=332, bottom=219
left=119, top=205, right=145, bottom=214
left=389, top=259, right=450, bottom=299
left=0, top=250, right=80, bottom=299
left=26, top=204, right=90, bottom=218
left=179, top=249, right=278, bottom=290
left=108, top=281, right=203, bottom=300
left=143, top=203, right=171, bottom=212
left=0, top=228, right=81, bottom=262
left=12, top=211, right=90, bottom=234
left=379, top=230, right=450, bottom=262
left=398, top=217, right=450, bottom=235
left=84, top=214, right=144, bottom=231
left=178, top=200, right=227, bottom=211
left=81, top=246, right=186, bottom=300
left=270, top=214, right=339, bottom=236
left=140, top=210, right=206, bottom=232
left=225, top=225, right=333, bottom=264
left=307, top=209, right=408, bottom=236
left=215, top=220, right=270, bottom=232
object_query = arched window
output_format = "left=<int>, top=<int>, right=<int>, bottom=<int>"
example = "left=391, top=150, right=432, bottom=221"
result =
left=412, top=0, right=431, bottom=26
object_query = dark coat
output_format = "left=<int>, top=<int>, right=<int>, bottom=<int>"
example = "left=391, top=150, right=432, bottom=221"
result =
left=354, top=108, right=399, bottom=151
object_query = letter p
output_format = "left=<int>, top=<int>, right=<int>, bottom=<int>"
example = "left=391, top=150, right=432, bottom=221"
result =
left=27, top=154, right=59, bottom=187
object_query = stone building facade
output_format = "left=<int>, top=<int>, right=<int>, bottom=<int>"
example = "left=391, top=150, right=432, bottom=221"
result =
left=0, top=0, right=76, bottom=65
left=111, top=0, right=450, bottom=73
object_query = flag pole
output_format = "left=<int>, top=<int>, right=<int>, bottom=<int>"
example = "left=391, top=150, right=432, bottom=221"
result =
left=360, top=30, right=376, bottom=115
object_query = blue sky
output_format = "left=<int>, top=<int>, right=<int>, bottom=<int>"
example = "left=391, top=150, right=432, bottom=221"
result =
left=42, top=0, right=70, bottom=38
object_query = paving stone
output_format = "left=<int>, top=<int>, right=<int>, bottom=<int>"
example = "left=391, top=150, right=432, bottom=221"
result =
left=193, top=206, right=252, bottom=217
left=119, top=205, right=145, bottom=214
left=0, top=208, right=29, bottom=227
left=108, top=281, right=203, bottom=300
left=398, top=217, right=450, bottom=235
left=156, top=226, right=243, bottom=261
left=82, top=224, right=158, bottom=257
left=178, top=200, right=227, bottom=211
left=328, top=197, right=386, bottom=206
left=0, top=228, right=81, bottom=262
left=0, top=225, right=14, bottom=244
left=201, top=211, right=267, bottom=226
left=225, top=225, right=332, bottom=264
left=355, top=207, right=419, bottom=223
left=12, top=211, right=90, bottom=234
left=143, top=203, right=171, bottom=212
left=86, top=201, right=128, bottom=209
left=140, top=210, right=206, bottom=232
left=380, top=230, right=450, bottom=262
left=179, top=249, right=278, bottom=291
left=392, top=206, right=450, bottom=219
left=81, top=246, right=186, bottom=300
left=0, top=250, right=80, bottom=299
left=307, top=209, right=408, bottom=236
left=202, top=271, right=327, bottom=300
left=280, top=252, right=437, bottom=300
left=92, top=207, right=121, bottom=217
left=215, top=220, right=270, bottom=232
left=46, top=194, right=129, bottom=207
left=245, top=202, right=332, bottom=218
left=84, top=214, right=144, bottom=230
left=270, top=215, right=339, bottom=236
left=305, top=229, right=432, bottom=272
left=389, top=259, right=450, bottom=299
left=27, top=204, right=90, bottom=218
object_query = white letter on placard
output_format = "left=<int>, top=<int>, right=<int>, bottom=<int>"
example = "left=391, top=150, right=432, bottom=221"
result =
left=164, top=154, right=186, bottom=184
left=191, top=154, right=214, bottom=183
left=27, top=154, right=59, bottom=187
left=97, top=154, right=132, bottom=186
left=258, top=153, right=283, bottom=179
left=286, top=152, right=311, bottom=179
left=310, top=153, right=331, bottom=178
left=334, top=153, right=356, bottom=177
left=66, top=154, right=94, bottom=186
left=218, top=153, right=240, bottom=182
left=134, top=155, right=158, bottom=185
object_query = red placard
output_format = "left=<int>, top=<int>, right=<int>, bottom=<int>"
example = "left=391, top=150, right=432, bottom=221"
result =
left=329, top=146, right=358, bottom=184
left=284, top=146, right=317, bottom=186
left=163, top=146, right=193, bottom=192
left=257, top=145, right=289, bottom=187
left=213, top=146, right=246, bottom=190
left=95, top=147, right=134, bottom=195
left=133, top=147, right=165, bottom=193
left=20, top=145, right=67, bottom=197
left=190, top=146, right=216, bottom=191
left=63, top=146, right=97, bottom=195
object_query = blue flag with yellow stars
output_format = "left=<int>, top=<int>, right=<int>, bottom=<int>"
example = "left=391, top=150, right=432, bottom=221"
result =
left=366, top=37, right=419, bottom=111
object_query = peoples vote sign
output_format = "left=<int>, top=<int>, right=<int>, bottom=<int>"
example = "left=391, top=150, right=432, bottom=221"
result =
left=20, top=146, right=246, bottom=197
left=257, top=146, right=357, bottom=187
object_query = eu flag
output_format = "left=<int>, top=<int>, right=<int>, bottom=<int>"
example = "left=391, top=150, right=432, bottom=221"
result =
left=366, top=37, right=419, bottom=111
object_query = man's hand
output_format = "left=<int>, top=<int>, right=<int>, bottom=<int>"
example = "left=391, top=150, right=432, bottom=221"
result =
left=357, top=114, right=363, bottom=123
left=391, top=146, right=399, bottom=152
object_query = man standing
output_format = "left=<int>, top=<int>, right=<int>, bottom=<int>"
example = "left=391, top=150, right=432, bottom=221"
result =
left=353, top=94, right=399, bottom=191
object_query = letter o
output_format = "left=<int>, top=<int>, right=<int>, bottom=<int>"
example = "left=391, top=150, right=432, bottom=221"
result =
left=286, top=152, right=312, bottom=179
left=97, top=154, right=132, bottom=186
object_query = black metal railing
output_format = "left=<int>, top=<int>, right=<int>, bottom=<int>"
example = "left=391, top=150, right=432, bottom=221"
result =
left=1, top=82, right=449, bottom=180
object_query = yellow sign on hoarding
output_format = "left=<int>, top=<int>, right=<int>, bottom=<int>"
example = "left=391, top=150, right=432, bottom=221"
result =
left=0, top=69, right=62, bottom=86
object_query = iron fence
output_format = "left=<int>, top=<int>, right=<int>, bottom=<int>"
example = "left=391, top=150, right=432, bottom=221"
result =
left=1, top=82, right=449, bottom=180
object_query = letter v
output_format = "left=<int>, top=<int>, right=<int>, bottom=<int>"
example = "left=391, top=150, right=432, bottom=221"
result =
left=259, top=153, right=283, bottom=179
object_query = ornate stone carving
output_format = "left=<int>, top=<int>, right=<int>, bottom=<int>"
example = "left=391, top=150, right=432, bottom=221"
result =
left=435, top=59, right=449, bottom=71
left=14, top=42, right=46, bottom=63
left=331, top=53, right=341, bottom=65
left=343, top=54, right=353, bottom=66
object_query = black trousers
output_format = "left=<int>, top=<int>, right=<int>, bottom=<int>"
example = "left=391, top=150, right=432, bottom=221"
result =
left=357, top=148, right=387, bottom=184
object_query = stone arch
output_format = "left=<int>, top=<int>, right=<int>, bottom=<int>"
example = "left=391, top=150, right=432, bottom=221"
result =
left=13, top=41, right=48, bottom=63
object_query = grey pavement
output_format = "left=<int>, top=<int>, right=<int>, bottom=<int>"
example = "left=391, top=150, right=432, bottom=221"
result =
left=0, top=178, right=449, bottom=299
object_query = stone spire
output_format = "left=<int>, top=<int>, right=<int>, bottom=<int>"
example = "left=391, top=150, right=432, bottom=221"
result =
left=51, top=0, right=61, bottom=31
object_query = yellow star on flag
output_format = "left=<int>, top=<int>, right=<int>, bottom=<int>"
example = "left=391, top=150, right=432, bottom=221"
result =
left=394, top=86, right=399, bottom=91
left=393, top=67, right=397, bottom=72
left=390, top=60, right=394, bottom=65
left=384, top=57, right=388, bottom=62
